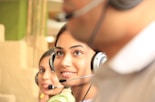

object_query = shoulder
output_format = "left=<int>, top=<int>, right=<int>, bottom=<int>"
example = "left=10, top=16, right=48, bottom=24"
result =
left=47, top=88, right=75, bottom=102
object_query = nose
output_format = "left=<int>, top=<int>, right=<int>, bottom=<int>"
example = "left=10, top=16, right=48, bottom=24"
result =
left=61, top=54, right=72, bottom=67
left=42, top=71, right=50, bottom=80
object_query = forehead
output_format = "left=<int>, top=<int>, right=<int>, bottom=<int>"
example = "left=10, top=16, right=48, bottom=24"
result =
left=40, top=56, right=50, bottom=64
left=56, top=31, right=89, bottom=49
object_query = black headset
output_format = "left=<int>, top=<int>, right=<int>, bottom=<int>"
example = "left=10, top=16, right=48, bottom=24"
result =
left=49, top=52, right=56, bottom=71
left=109, top=0, right=142, bottom=10
left=56, top=0, right=143, bottom=22
left=49, top=51, right=107, bottom=73
left=35, top=72, right=39, bottom=85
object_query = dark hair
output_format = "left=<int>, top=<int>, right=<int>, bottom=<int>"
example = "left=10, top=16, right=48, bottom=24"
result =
left=54, top=24, right=67, bottom=47
left=54, top=24, right=97, bottom=52
left=39, top=48, right=54, bottom=65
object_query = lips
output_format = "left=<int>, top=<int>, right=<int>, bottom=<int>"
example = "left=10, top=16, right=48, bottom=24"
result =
left=42, top=83, right=50, bottom=89
left=61, top=71, right=75, bottom=78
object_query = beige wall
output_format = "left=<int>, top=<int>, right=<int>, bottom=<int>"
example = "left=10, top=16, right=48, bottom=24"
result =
left=0, top=24, right=48, bottom=102
left=0, top=24, right=4, bottom=42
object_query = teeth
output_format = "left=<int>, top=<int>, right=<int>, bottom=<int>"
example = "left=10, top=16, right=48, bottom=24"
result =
left=62, top=72, right=73, bottom=76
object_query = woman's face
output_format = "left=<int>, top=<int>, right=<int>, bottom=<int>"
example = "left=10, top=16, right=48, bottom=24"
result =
left=38, top=56, right=63, bottom=95
left=54, top=31, right=95, bottom=86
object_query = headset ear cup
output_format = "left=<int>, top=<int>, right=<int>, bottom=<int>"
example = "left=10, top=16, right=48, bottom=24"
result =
left=35, top=72, right=39, bottom=85
left=91, top=52, right=107, bottom=72
left=109, top=0, right=142, bottom=10
left=49, top=52, right=55, bottom=71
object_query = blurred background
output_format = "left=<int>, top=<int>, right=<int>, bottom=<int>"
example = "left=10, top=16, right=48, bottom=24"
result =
left=0, top=0, right=65, bottom=102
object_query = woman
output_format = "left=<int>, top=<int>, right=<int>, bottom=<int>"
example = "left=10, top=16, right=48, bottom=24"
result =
left=36, top=48, right=75, bottom=102
left=52, top=25, right=107, bottom=102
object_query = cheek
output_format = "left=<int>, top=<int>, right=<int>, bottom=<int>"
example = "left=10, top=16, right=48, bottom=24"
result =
left=53, top=59, right=59, bottom=70
left=37, top=75, right=42, bottom=84
left=102, top=10, right=128, bottom=36
left=74, top=59, right=92, bottom=74
left=38, top=80, right=44, bottom=91
left=52, top=76, right=60, bottom=84
left=53, top=60, right=61, bottom=77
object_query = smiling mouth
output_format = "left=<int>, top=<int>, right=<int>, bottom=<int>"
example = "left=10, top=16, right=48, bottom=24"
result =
left=42, top=84, right=49, bottom=89
left=61, top=71, right=75, bottom=78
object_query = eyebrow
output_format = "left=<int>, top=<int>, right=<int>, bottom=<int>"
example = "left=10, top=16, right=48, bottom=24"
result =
left=55, top=45, right=84, bottom=50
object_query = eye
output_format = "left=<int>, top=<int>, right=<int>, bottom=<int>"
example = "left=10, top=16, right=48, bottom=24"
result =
left=39, top=67, right=45, bottom=74
left=55, top=50, right=64, bottom=57
left=73, top=50, right=82, bottom=56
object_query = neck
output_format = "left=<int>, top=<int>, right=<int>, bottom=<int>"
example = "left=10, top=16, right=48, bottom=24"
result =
left=71, top=83, right=97, bottom=102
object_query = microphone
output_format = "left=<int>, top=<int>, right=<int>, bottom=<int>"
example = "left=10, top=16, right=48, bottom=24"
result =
left=59, top=74, right=94, bottom=83
left=56, top=0, right=104, bottom=22
left=48, top=85, right=64, bottom=90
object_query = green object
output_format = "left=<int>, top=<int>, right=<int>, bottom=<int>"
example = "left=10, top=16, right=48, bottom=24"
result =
left=0, top=0, right=27, bottom=40
left=47, top=88, right=75, bottom=102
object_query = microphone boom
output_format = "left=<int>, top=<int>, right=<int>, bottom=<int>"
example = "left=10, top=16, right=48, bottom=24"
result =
left=59, top=74, right=94, bottom=83
left=48, top=85, right=63, bottom=90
